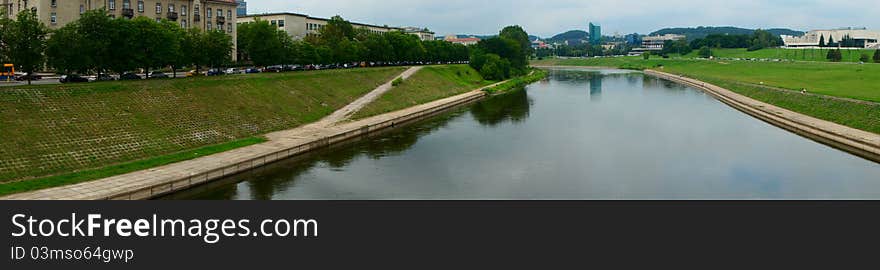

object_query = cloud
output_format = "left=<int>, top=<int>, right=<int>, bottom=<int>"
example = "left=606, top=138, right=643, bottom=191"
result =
left=246, top=0, right=880, bottom=37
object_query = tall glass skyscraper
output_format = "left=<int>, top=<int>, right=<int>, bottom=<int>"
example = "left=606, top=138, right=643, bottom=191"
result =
left=589, top=22, right=602, bottom=45
left=236, top=0, right=248, bottom=16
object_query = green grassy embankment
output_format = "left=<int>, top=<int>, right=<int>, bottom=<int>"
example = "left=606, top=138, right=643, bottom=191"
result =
left=484, top=68, right=548, bottom=94
left=532, top=57, right=880, bottom=134
left=352, top=65, right=492, bottom=119
left=0, top=67, right=406, bottom=192
left=683, top=48, right=879, bottom=63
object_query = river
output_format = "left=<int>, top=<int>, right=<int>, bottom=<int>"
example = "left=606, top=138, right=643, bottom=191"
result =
left=165, top=68, right=880, bottom=200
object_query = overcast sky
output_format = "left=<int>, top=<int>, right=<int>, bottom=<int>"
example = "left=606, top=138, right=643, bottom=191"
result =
left=246, top=0, right=880, bottom=37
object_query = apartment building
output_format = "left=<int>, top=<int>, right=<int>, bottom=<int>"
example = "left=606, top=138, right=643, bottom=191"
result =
left=3, top=0, right=239, bottom=59
left=237, top=12, right=435, bottom=41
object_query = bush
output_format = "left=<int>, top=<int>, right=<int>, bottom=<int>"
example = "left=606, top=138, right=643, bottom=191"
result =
left=698, top=46, right=712, bottom=58
left=479, top=54, right=511, bottom=81
left=874, top=50, right=880, bottom=63
left=642, top=52, right=650, bottom=60
left=827, top=49, right=842, bottom=62
left=860, top=53, right=870, bottom=63
left=392, top=77, right=404, bottom=86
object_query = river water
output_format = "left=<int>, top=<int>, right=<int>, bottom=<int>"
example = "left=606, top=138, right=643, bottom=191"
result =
left=166, top=68, right=880, bottom=200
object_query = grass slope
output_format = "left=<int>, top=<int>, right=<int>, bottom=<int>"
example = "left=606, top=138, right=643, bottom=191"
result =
left=0, top=67, right=406, bottom=184
left=685, top=48, right=879, bottom=63
left=532, top=57, right=880, bottom=134
left=352, top=65, right=492, bottom=119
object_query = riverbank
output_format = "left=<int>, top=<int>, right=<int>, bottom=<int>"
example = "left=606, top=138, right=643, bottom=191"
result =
left=1, top=70, right=523, bottom=200
left=532, top=58, right=880, bottom=136
left=0, top=67, right=406, bottom=195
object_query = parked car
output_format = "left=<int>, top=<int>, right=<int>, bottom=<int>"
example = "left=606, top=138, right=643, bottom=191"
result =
left=119, top=72, right=143, bottom=80
left=263, top=65, right=283, bottom=73
left=15, top=73, right=42, bottom=81
left=59, top=74, right=89, bottom=83
left=245, top=68, right=261, bottom=74
left=225, top=68, right=244, bottom=75
left=185, top=70, right=202, bottom=77
left=148, top=72, right=169, bottom=79
left=95, top=74, right=116, bottom=81
left=206, top=69, right=226, bottom=76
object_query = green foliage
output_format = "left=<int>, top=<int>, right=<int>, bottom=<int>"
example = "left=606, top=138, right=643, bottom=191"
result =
left=746, top=29, right=782, bottom=51
left=661, top=39, right=692, bottom=55
left=479, top=54, right=511, bottom=81
left=859, top=53, right=869, bottom=63
left=874, top=50, right=880, bottom=63
left=826, top=49, right=842, bottom=62
left=469, top=26, right=532, bottom=80
left=45, top=10, right=233, bottom=76
left=46, top=23, right=89, bottom=74
left=643, top=52, right=651, bottom=60
left=5, top=9, right=48, bottom=84
left=484, top=68, right=548, bottom=94
left=237, top=15, right=468, bottom=66
left=392, top=77, right=404, bottom=86
left=698, top=46, right=713, bottom=58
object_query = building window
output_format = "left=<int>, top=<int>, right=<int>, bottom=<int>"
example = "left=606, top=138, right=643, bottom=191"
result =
left=217, top=9, right=222, bottom=17
left=228, top=23, right=233, bottom=33
left=109, top=0, right=116, bottom=10
left=51, top=12, right=57, bottom=24
left=194, top=6, right=200, bottom=16
left=137, top=1, right=144, bottom=13
left=278, top=20, right=285, bottom=27
left=80, top=5, right=85, bottom=14
left=181, top=21, right=187, bottom=28
left=168, top=4, right=174, bottom=13
left=207, top=22, right=212, bottom=30
left=270, top=20, right=276, bottom=26
left=181, top=5, right=187, bottom=16
left=123, top=0, right=130, bottom=9
left=207, top=8, right=212, bottom=18
left=155, top=3, right=161, bottom=14
left=219, top=23, right=224, bottom=31
left=227, top=10, right=231, bottom=19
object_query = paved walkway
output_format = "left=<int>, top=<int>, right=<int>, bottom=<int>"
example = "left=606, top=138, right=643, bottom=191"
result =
left=1, top=67, right=502, bottom=200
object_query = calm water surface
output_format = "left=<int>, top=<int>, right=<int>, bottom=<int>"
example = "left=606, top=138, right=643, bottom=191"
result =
left=167, top=68, right=880, bottom=200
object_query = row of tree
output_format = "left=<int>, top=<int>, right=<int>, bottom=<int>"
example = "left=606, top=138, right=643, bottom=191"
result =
left=687, top=29, right=784, bottom=52
left=236, top=16, right=470, bottom=67
left=469, top=26, right=532, bottom=80
left=1, top=9, right=234, bottom=83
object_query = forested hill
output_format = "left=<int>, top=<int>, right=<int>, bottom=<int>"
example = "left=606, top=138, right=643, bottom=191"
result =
left=650, top=27, right=803, bottom=40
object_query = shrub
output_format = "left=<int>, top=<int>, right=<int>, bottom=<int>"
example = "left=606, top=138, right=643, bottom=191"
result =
left=698, top=46, right=713, bottom=58
left=860, top=53, right=869, bottom=63
left=874, top=50, right=880, bottom=63
left=392, top=77, right=404, bottom=86
left=642, top=52, right=650, bottom=60
left=479, top=54, right=511, bottom=81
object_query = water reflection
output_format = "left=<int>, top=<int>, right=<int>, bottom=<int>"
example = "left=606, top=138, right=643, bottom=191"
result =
left=166, top=68, right=880, bottom=200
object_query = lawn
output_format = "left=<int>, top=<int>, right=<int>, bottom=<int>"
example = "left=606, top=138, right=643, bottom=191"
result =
left=684, top=48, right=879, bottom=63
left=532, top=57, right=880, bottom=134
left=0, top=67, right=406, bottom=184
left=352, top=65, right=493, bottom=119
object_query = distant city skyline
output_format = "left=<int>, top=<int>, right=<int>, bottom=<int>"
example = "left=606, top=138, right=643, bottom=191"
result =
left=246, top=0, right=880, bottom=38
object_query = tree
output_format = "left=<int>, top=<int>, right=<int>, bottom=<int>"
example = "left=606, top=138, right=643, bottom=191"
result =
left=500, top=25, right=532, bottom=58
left=0, top=9, right=12, bottom=64
left=78, top=10, right=115, bottom=75
left=818, top=34, right=826, bottom=47
left=159, top=20, right=185, bottom=77
left=46, top=22, right=89, bottom=75
left=859, top=53, right=869, bottom=63
left=6, top=9, right=48, bottom=85
left=698, top=46, right=712, bottom=58
left=107, top=18, right=138, bottom=75
left=237, top=19, right=285, bottom=66
left=827, top=49, right=842, bottom=62
left=642, top=52, right=650, bottom=60
left=873, top=50, right=880, bottom=63
left=203, top=30, right=233, bottom=69
left=181, top=28, right=207, bottom=74
left=479, top=54, right=510, bottom=81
